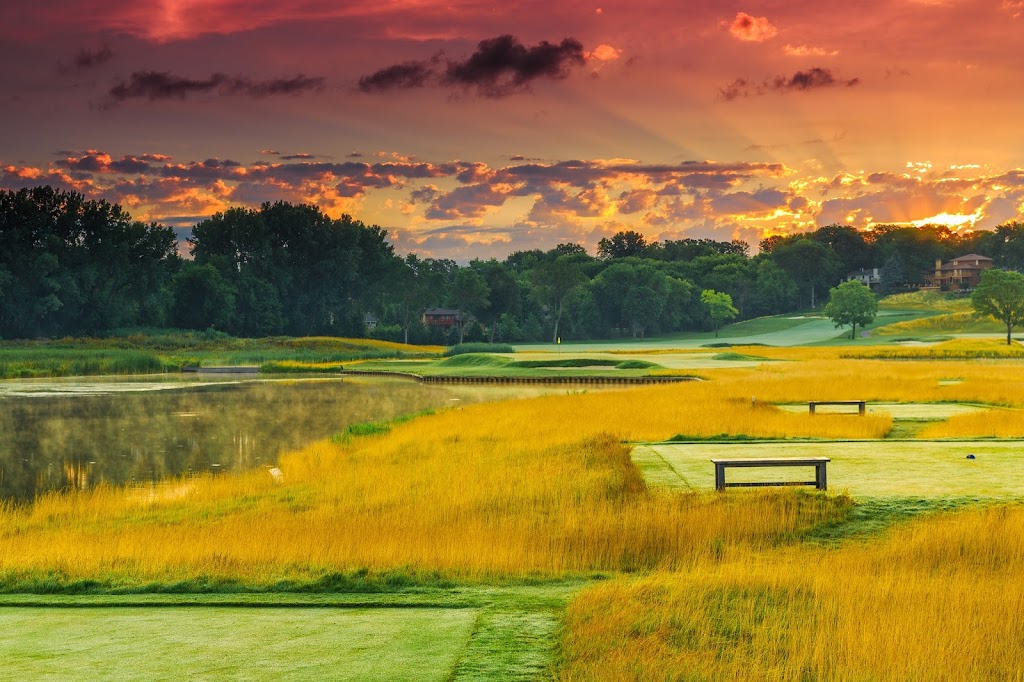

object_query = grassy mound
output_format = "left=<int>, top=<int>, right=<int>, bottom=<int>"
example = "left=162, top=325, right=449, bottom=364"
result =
left=711, top=352, right=772, bottom=362
left=437, top=353, right=512, bottom=368
left=444, top=343, right=515, bottom=356
left=873, top=311, right=1000, bottom=336
left=879, top=291, right=972, bottom=312
left=506, top=358, right=619, bottom=369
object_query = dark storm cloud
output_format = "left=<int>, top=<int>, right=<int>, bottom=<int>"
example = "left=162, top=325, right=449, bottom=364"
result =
left=772, top=68, right=859, bottom=91
left=442, top=35, right=585, bottom=96
left=55, top=150, right=171, bottom=174
left=357, top=35, right=587, bottom=97
left=104, top=71, right=325, bottom=105
left=357, top=61, right=436, bottom=93
left=65, top=44, right=115, bottom=72
left=720, top=68, right=860, bottom=100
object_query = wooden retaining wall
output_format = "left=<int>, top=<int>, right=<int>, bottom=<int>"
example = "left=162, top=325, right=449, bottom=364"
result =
left=338, top=370, right=698, bottom=385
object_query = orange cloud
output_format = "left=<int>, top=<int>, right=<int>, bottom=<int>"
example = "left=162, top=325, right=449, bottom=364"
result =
left=783, top=44, right=838, bottom=57
left=727, top=12, right=779, bottom=42
left=587, top=44, right=622, bottom=61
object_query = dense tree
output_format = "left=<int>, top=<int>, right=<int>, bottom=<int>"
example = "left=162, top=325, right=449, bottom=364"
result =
left=471, top=260, right=521, bottom=343
left=972, top=269, right=1024, bottom=345
left=700, top=289, right=738, bottom=337
left=823, top=280, right=878, bottom=340
left=987, top=222, right=1024, bottom=271
left=878, top=251, right=906, bottom=294
left=659, top=238, right=749, bottom=261
left=191, top=202, right=397, bottom=336
left=0, top=186, right=178, bottom=338
left=170, top=263, right=236, bottom=330
left=869, top=225, right=954, bottom=285
left=769, top=238, right=843, bottom=308
left=623, top=286, right=663, bottom=338
left=450, top=269, right=490, bottom=343
left=597, top=230, right=648, bottom=259
left=11, top=185, right=1024, bottom=346
left=809, top=225, right=874, bottom=274
left=532, top=254, right=587, bottom=342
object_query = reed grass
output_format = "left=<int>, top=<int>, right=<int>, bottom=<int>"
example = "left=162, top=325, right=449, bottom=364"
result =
left=0, top=335, right=441, bottom=378
left=918, top=408, right=1024, bottom=438
left=557, top=503, right=1024, bottom=681
left=877, top=291, right=971, bottom=311
left=0, top=383, right=867, bottom=588
left=843, top=338, right=1024, bottom=359
left=0, top=349, right=172, bottom=379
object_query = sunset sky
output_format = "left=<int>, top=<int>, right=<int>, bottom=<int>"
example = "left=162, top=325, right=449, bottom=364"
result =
left=2, top=0, right=1023, bottom=258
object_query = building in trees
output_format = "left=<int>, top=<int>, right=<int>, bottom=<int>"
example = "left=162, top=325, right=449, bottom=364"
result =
left=422, top=308, right=461, bottom=328
left=923, top=254, right=994, bottom=291
left=846, top=267, right=882, bottom=290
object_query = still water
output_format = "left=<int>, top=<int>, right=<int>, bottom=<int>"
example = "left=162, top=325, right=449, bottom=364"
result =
left=0, top=375, right=557, bottom=503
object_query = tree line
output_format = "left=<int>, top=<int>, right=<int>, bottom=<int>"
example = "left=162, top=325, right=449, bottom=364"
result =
left=1, top=185, right=1023, bottom=342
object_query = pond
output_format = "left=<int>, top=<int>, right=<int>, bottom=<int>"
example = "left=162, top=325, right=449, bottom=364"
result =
left=0, top=375, right=564, bottom=503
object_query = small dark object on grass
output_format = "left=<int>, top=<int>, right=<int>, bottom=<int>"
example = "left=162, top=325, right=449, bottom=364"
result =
left=966, top=454, right=976, bottom=460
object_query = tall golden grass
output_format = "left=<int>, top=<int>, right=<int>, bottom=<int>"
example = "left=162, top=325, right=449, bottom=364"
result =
left=0, top=385, right=865, bottom=586
left=558, top=504, right=1024, bottom=681
left=918, top=407, right=1024, bottom=438
left=9, top=354, right=1024, bottom=586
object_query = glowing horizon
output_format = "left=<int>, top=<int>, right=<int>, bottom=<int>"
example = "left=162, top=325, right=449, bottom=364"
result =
left=1, top=0, right=1022, bottom=258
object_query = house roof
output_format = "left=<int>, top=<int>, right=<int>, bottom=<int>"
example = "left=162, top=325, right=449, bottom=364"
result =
left=950, top=254, right=993, bottom=262
left=939, top=263, right=986, bottom=271
left=423, top=308, right=460, bottom=316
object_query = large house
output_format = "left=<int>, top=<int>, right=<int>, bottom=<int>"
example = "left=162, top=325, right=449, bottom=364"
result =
left=847, top=267, right=882, bottom=289
left=923, top=254, right=993, bottom=290
left=422, top=308, right=461, bottom=329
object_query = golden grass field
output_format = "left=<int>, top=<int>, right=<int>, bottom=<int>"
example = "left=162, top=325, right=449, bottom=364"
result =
left=3, top=346, right=1024, bottom=679
left=559, top=505, right=1024, bottom=681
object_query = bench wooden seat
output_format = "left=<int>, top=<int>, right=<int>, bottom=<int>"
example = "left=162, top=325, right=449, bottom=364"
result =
left=711, top=457, right=830, bottom=491
left=808, top=400, right=865, bottom=415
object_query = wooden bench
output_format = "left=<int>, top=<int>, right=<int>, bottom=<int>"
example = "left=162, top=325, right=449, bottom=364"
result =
left=711, top=457, right=830, bottom=491
left=808, top=400, right=865, bottom=415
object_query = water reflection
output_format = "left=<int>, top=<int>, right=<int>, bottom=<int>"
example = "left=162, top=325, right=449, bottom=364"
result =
left=0, top=376, right=567, bottom=503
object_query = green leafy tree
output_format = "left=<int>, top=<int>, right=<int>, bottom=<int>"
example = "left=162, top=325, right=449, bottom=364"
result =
left=450, top=269, right=490, bottom=344
left=823, top=280, right=878, bottom=339
left=700, top=289, right=738, bottom=337
left=0, top=186, right=178, bottom=338
left=170, top=263, right=236, bottom=330
left=597, top=230, right=648, bottom=259
left=878, top=251, right=906, bottom=295
left=532, top=254, right=587, bottom=342
left=770, top=238, right=843, bottom=308
left=972, top=269, right=1024, bottom=345
left=623, top=285, right=664, bottom=338
left=190, top=202, right=398, bottom=336
left=471, top=260, right=521, bottom=343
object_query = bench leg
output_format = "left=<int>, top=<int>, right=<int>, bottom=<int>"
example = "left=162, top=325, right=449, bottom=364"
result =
left=815, top=463, right=827, bottom=491
left=858, top=402, right=865, bottom=415
left=715, top=464, right=726, bottom=491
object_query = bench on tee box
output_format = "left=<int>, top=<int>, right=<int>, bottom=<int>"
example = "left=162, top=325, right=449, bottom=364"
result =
left=808, top=400, right=866, bottom=415
left=711, top=457, right=830, bottom=491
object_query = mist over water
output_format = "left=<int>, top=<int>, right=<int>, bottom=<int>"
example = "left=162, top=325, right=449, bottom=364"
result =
left=0, top=376, right=546, bottom=503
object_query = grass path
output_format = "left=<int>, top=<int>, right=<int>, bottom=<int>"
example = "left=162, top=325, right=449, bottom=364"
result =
left=0, top=585, right=580, bottom=681
left=0, top=606, right=476, bottom=681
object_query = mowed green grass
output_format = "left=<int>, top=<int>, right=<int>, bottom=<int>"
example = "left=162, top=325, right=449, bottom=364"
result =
left=636, top=440, right=1024, bottom=498
left=0, top=606, right=477, bottom=681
